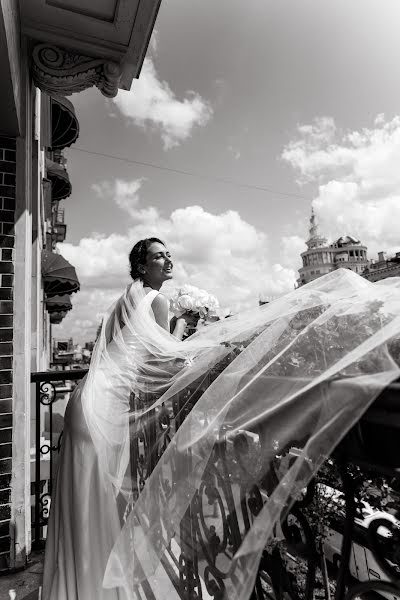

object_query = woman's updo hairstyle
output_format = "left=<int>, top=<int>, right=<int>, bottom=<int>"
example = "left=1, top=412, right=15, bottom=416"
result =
left=129, top=237, right=165, bottom=280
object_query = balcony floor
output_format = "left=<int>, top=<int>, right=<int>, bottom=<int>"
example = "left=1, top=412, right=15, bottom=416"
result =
left=0, top=550, right=43, bottom=599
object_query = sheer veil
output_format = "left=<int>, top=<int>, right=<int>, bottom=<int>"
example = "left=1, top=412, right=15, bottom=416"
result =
left=77, top=269, right=400, bottom=599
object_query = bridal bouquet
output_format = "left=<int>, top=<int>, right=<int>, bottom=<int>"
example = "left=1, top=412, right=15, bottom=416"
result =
left=169, top=284, right=219, bottom=322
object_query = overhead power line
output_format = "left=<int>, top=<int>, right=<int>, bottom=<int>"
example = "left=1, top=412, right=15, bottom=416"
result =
left=71, top=146, right=308, bottom=200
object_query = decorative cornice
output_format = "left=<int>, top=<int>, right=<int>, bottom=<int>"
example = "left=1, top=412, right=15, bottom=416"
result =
left=32, top=43, right=121, bottom=98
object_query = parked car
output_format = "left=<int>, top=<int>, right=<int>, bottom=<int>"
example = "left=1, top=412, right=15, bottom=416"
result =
left=320, top=484, right=400, bottom=600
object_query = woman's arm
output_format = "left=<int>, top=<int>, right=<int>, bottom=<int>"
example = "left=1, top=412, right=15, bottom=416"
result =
left=152, top=294, right=198, bottom=340
left=171, top=317, right=188, bottom=340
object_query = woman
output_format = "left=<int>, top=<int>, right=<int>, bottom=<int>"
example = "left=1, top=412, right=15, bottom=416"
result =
left=126, top=238, right=198, bottom=338
left=42, top=238, right=197, bottom=600
left=43, top=237, right=400, bottom=600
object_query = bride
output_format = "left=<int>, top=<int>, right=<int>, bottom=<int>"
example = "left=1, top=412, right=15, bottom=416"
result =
left=42, top=237, right=400, bottom=600
left=42, top=237, right=197, bottom=599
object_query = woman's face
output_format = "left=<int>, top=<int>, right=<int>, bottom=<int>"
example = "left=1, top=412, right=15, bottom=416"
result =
left=142, top=242, right=173, bottom=286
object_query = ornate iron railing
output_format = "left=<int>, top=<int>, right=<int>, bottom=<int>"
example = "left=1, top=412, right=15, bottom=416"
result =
left=31, top=369, right=87, bottom=549
left=129, top=376, right=400, bottom=600
left=31, top=369, right=400, bottom=599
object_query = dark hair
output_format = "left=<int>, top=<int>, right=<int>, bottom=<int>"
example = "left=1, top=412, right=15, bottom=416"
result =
left=129, top=237, right=165, bottom=280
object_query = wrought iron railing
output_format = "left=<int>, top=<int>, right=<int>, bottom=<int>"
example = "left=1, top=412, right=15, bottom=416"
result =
left=127, top=375, right=400, bottom=600
left=31, top=369, right=400, bottom=599
left=31, top=369, right=87, bottom=550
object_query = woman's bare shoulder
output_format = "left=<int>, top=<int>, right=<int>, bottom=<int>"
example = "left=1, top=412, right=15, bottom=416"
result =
left=151, top=292, right=169, bottom=309
left=151, top=293, right=170, bottom=330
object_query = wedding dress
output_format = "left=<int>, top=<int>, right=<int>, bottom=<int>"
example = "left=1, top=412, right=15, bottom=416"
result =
left=42, top=291, right=160, bottom=600
left=42, top=271, right=400, bottom=600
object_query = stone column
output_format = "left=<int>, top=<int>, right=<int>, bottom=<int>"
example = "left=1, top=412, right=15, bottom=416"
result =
left=11, top=45, right=33, bottom=569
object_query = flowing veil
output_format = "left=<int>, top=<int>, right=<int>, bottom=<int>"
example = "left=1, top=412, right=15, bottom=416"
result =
left=78, top=269, right=400, bottom=599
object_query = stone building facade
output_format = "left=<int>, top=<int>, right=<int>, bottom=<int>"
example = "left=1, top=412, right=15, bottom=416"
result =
left=0, top=0, right=161, bottom=571
left=362, top=251, right=400, bottom=282
left=297, top=209, right=369, bottom=287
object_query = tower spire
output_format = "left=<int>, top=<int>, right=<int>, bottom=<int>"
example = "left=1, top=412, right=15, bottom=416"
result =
left=306, top=205, right=327, bottom=249
left=309, top=206, right=319, bottom=238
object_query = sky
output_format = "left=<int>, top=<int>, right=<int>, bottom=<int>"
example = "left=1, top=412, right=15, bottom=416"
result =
left=54, top=0, right=400, bottom=343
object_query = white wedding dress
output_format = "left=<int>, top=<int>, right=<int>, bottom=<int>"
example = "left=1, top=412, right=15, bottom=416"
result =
left=42, top=290, right=160, bottom=600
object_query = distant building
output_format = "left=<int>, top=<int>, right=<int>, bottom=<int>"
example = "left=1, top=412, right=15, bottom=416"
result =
left=51, top=338, right=74, bottom=367
left=297, top=209, right=369, bottom=287
left=362, top=251, right=400, bottom=282
left=53, top=338, right=73, bottom=354
left=52, top=338, right=93, bottom=367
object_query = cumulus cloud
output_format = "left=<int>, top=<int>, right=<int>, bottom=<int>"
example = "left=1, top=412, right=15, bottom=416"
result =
left=52, top=288, right=122, bottom=344
left=282, top=116, right=353, bottom=185
left=92, top=179, right=141, bottom=215
left=280, top=235, right=307, bottom=270
left=259, top=264, right=297, bottom=302
left=282, top=115, right=400, bottom=257
left=91, top=179, right=159, bottom=223
left=149, top=29, right=159, bottom=55
left=54, top=179, right=296, bottom=342
left=112, top=58, right=212, bottom=149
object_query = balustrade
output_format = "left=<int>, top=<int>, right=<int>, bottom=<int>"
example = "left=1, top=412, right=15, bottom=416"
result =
left=31, top=369, right=87, bottom=549
left=31, top=369, right=400, bottom=599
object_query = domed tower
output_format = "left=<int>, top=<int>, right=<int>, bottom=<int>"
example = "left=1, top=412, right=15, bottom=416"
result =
left=297, top=208, right=368, bottom=286
left=297, top=208, right=331, bottom=286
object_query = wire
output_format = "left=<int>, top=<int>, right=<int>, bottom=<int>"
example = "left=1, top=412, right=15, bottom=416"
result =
left=70, top=146, right=308, bottom=200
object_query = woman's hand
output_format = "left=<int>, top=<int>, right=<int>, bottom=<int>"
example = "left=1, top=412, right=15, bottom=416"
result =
left=177, top=312, right=199, bottom=328
left=171, top=312, right=199, bottom=339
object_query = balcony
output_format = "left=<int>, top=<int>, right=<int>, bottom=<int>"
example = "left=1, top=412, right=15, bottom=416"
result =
left=45, top=294, right=72, bottom=326
left=21, top=0, right=162, bottom=98
left=25, top=368, right=400, bottom=600
left=51, top=206, right=67, bottom=244
left=46, top=153, right=72, bottom=202
left=51, top=221, right=67, bottom=244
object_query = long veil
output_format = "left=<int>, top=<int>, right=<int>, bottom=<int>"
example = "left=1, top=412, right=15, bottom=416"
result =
left=79, top=269, right=400, bottom=599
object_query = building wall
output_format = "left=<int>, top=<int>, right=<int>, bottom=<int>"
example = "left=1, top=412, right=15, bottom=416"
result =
left=0, top=46, right=74, bottom=570
left=298, top=243, right=368, bottom=286
left=0, top=1, right=21, bottom=136
left=0, top=49, right=38, bottom=571
left=0, top=135, right=16, bottom=566
left=363, top=263, right=400, bottom=282
left=0, top=0, right=160, bottom=573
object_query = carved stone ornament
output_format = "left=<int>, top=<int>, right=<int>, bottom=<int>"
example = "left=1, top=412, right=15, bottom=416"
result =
left=32, top=44, right=121, bottom=98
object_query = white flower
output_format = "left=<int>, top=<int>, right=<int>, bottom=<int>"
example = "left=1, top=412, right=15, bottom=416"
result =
left=179, top=284, right=196, bottom=295
left=177, top=294, right=194, bottom=311
left=169, top=285, right=220, bottom=321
